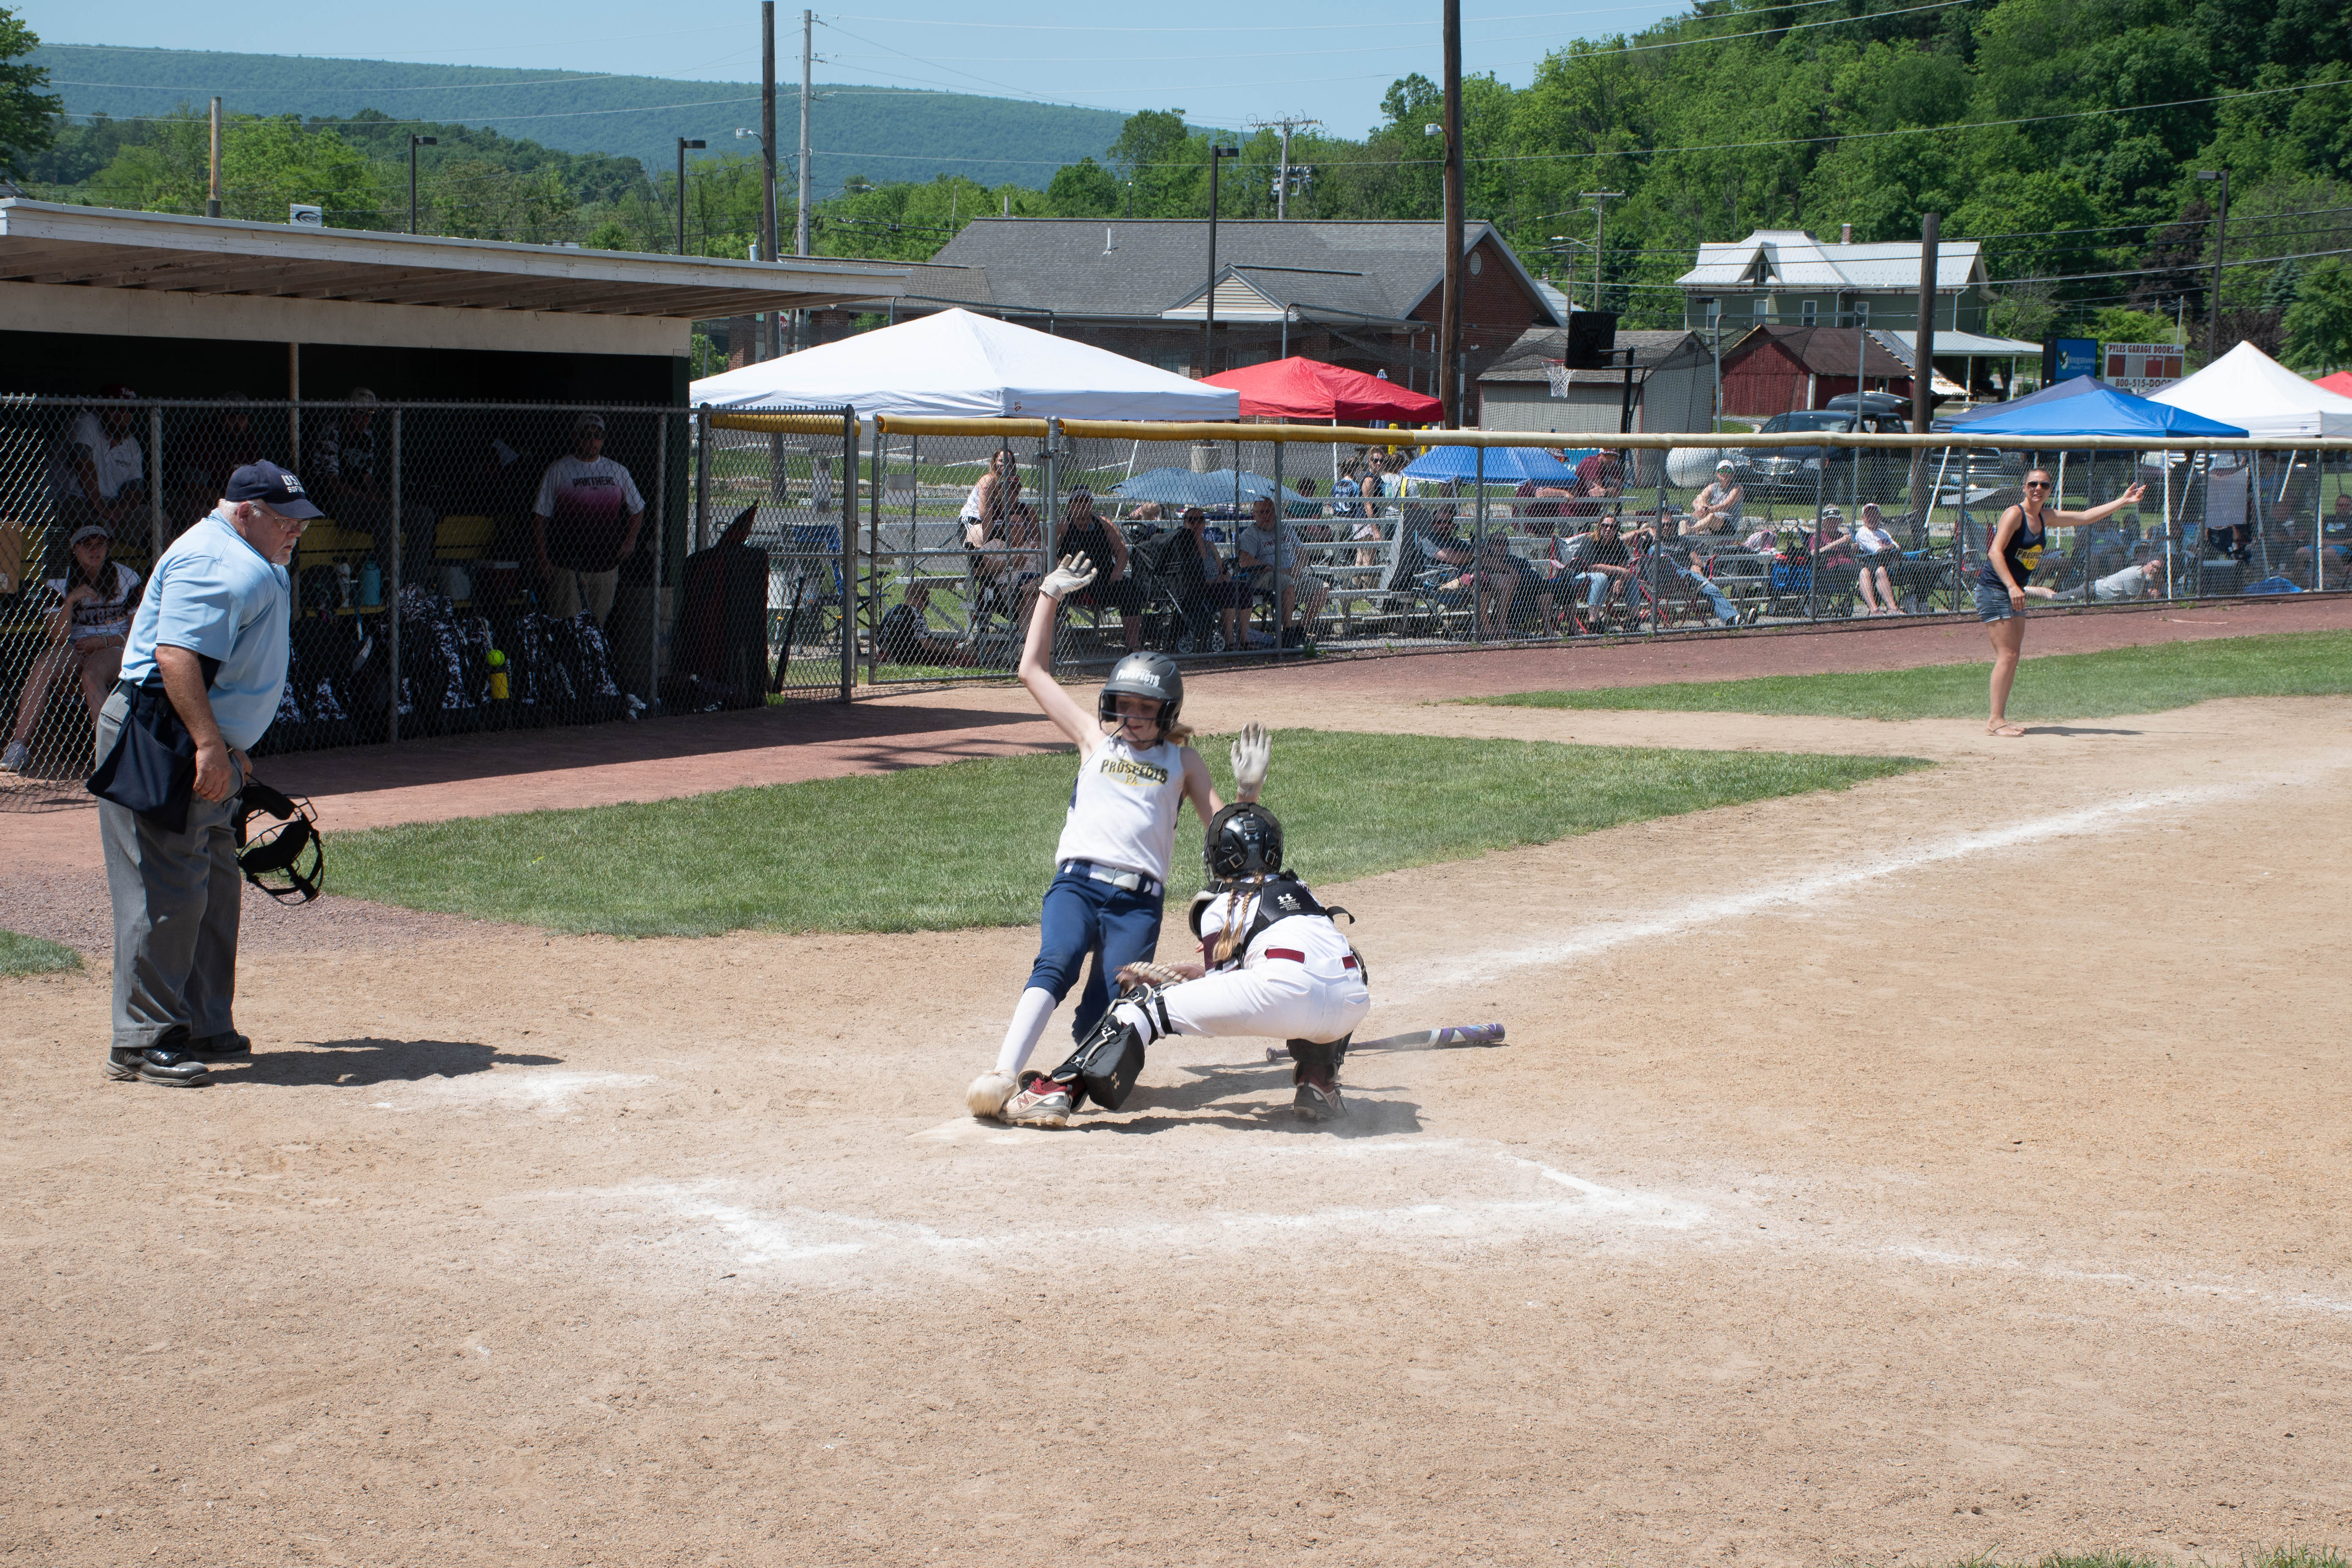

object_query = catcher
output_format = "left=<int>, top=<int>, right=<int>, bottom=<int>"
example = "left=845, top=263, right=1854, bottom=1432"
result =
left=994, top=799, right=1371, bottom=1127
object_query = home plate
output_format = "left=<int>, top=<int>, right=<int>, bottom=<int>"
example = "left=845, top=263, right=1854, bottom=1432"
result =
left=910, top=1117, right=1027, bottom=1144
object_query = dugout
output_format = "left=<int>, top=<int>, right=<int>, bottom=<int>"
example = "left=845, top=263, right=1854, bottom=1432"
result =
left=0, top=201, right=904, bottom=787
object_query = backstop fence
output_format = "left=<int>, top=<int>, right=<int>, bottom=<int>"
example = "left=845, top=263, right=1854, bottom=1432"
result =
left=4, top=393, right=2345, bottom=806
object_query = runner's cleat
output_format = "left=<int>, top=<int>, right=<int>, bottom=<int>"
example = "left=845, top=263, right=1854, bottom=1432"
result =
left=1002, top=1072, right=1074, bottom=1129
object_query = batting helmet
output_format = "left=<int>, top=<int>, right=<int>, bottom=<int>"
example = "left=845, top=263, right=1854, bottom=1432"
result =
left=235, top=781, right=324, bottom=904
left=1205, top=802, right=1283, bottom=883
left=1097, top=650, right=1184, bottom=732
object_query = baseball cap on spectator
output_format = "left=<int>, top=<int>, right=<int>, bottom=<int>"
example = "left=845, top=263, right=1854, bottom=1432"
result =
left=226, top=460, right=325, bottom=519
left=68, top=523, right=112, bottom=547
left=348, top=387, right=378, bottom=406
left=1715, top=459, right=1734, bottom=472
left=574, top=412, right=607, bottom=435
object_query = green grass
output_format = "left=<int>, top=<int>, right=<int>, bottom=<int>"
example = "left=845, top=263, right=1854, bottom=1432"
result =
left=1933, top=1552, right=2348, bottom=1568
left=331, top=730, right=1926, bottom=938
left=0, top=930, right=83, bottom=978
left=1470, top=629, right=2352, bottom=724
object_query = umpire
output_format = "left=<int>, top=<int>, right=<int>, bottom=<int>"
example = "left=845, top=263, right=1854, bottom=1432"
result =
left=98, top=461, right=316, bottom=1088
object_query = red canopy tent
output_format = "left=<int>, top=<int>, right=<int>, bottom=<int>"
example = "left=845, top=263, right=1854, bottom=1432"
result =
left=2317, top=371, right=2352, bottom=399
left=1202, top=357, right=1444, bottom=424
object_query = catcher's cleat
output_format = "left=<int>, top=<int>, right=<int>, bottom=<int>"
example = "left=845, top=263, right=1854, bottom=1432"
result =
left=1291, top=1078, right=1347, bottom=1122
left=966, top=1070, right=1019, bottom=1120
left=1002, top=1072, right=1075, bottom=1129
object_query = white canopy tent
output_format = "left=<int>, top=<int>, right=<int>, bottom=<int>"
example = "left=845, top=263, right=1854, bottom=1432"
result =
left=688, top=307, right=1240, bottom=421
left=2149, top=341, right=2352, bottom=437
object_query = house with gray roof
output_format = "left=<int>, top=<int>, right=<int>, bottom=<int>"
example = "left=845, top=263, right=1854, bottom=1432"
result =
left=794, top=218, right=1565, bottom=400
left=1676, top=226, right=1993, bottom=338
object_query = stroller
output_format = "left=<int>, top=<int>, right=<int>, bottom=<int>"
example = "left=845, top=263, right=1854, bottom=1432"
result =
left=1126, top=526, right=1230, bottom=655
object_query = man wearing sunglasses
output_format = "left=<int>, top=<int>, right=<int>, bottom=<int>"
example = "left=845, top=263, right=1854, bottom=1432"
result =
left=1977, top=466, right=2143, bottom=738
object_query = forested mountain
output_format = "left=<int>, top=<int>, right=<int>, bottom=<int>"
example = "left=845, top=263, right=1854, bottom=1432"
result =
left=20, top=44, right=1124, bottom=192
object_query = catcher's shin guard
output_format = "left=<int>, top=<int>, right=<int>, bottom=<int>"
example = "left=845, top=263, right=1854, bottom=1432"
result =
left=1054, top=996, right=1162, bottom=1112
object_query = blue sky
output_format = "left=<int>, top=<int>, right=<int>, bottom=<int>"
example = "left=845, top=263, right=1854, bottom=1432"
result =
left=22, top=0, right=1695, bottom=136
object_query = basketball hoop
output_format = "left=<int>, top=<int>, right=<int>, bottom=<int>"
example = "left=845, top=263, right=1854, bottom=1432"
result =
left=1543, top=359, right=1575, bottom=398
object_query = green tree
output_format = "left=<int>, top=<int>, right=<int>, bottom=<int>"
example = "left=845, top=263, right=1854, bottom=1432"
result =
left=2281, top=259, right=2352, bottom=368
left=1046, top=155, right=1120, bottom=217
left=89, top=109, right=388, bottom=227
left=2088, top=305, right=2176, bottom=343
left=0, top=5, right=62, bottom=178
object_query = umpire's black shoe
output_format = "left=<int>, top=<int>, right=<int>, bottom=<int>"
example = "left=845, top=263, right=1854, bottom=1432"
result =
left=186, top=1031, right=251, bottom=1060
left=103, top=1045, right=213, bottom=1088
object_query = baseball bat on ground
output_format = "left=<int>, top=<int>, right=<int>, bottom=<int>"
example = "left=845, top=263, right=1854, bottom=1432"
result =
left=1264, top=1023, right=1505, bottom=1061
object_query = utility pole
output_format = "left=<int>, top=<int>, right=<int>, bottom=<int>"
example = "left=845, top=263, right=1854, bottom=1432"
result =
left=795, top=8, right=815, bottom=354
left=2197, top=168, right=2229, bottom=362
left=1580, top=191, right=1621, bottom=312
left=1440, top=0, right=1465, bottom=426
left=207, top=98, right=223, bottom=219
left=1249, top=116, right=1320, bottom=219
left=760, top=1, right=780, bottom=361
left=798, top=10, right=814, bottom=261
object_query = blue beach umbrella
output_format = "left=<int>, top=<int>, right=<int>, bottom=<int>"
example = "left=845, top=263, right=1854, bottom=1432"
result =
left=1399, top=445, right=1581, bottom=485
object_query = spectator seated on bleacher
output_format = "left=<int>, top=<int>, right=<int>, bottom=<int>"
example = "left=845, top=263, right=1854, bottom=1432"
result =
left=1432, top=529, right=1558, bottom=638
left=1689, top=460, right=1744, bottom=536
left=1849, top=502, right=1906, bottom=615
left=2293, top=493, right=2350, bottom=586
left=876, top=584, right=984, bottom=667
left=1564, top=515, right=1636, bottom=617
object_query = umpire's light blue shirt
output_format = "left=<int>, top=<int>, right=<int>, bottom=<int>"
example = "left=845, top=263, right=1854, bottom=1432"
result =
left=119, top=510, right=291, bottom=751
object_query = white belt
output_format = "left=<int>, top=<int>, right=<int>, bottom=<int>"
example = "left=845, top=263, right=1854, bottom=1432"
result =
left=1059, top=860, right=1162, bottom=898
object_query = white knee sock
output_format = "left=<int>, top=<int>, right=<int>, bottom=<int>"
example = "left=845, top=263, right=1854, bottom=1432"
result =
left=994, top=988, right=1059, bottom=1077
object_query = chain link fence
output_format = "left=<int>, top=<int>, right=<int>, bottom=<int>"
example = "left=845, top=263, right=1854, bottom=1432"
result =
left=847, top=417, right=2349, bottom=689
left=0, top=394, right=787, bottom=809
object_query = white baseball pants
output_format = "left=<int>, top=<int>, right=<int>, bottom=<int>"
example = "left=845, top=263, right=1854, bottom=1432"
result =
left=1156, top=961, right=1369, bottom=1045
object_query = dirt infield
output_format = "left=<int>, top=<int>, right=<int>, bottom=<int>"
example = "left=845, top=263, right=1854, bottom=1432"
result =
left=5, top=678, right=2350, bottom=1564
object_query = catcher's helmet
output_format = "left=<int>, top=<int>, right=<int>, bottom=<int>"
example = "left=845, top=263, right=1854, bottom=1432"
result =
left=1097, top=650, right=1183, bottom=733
left=1205, top=802, right=1283, bottom=884
left=235, top=781, right=324, bottom=904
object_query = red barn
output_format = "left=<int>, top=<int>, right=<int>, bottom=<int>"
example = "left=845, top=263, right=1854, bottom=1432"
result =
left=1718, top=325, right=1914, bottom=419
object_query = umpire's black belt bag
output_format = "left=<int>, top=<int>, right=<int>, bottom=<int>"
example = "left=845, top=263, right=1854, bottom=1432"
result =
left=87, top=675, right=204, bottom=832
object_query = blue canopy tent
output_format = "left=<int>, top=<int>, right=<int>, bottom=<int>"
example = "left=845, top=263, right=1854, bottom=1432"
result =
left=1111, top=468, right=1310, bottom=510
left=1400, top=445, right=1579, bottom=485
left=1939, top=373, right=2122, bottom=427
left=1954, top=383, right=2245, bottom=439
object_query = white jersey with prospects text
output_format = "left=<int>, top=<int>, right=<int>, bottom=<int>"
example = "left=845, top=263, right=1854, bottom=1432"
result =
left=1053, top=735, right=1184, bottom=885
left=1198, top=881, right=1358, bottom=979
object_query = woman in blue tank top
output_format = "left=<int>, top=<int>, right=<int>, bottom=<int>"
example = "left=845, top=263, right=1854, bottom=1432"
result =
left=1977, top=466, right=2144, bottom=737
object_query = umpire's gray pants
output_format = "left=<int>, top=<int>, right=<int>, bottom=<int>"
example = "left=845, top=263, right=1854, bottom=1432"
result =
left=95, top=687, right=244, bottom=1051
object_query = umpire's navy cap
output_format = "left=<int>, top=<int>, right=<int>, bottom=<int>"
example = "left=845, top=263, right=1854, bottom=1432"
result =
left=226, top=460, right=325, bottom=519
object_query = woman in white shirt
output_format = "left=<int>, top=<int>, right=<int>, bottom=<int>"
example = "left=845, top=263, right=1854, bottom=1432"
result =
left=1690, top=460, right=1743, bottom=534
left=3, top=525, right=143, bottom=773
left=1849, top=501, right=1904, bottom=614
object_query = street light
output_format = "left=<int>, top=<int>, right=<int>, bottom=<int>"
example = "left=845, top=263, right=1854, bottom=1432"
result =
left=408, top=135, right=437, bottom=234
left=1203, top=144, right=1240, bottom=374
left=676, top=138, right=706, bottom=255
left=2197, top=168, right=2229, bottom=362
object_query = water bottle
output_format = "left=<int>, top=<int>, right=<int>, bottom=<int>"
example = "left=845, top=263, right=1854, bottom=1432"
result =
left=487, top=647, right=509, bottom=702
left=357, top=558, right=382, bottom=607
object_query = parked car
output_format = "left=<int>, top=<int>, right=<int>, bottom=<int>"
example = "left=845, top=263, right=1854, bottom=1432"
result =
left=1731, top=406, right=1911, bottom=509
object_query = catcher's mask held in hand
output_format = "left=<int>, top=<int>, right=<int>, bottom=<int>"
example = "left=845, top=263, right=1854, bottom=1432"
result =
left=235, top=781, right=324, bottom=903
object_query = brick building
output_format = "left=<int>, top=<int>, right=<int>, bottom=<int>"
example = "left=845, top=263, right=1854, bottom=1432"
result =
left=758, top=219, right=1564, bottom=404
